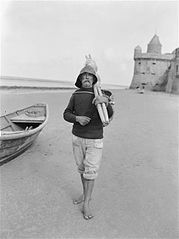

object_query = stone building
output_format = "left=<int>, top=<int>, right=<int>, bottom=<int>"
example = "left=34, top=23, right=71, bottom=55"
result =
left=130, top=35, right=179, bottom=94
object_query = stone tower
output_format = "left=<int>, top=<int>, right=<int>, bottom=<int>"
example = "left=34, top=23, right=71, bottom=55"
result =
left=130, top=35, right=178, bottom=94
left=147, top=34, right=162, bottom=54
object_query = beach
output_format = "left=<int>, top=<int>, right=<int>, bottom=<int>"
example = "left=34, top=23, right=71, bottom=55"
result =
left=0, top=89, right=178, bottom=239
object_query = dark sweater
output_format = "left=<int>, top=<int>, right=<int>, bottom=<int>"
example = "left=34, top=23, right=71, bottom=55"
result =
left=63, top=87, right=113, bottom=139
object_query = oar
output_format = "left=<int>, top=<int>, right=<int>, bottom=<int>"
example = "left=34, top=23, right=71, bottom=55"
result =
left=94, top=84, right=109, bottom=126
left=96, top=85, right=109, bottom=124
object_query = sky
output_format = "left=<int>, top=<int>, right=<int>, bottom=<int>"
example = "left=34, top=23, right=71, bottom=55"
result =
left=1, top=0, right=178, bottom=86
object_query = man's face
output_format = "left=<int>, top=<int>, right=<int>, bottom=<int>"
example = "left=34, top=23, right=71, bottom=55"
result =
left=81, top=73, right=94, bottom=88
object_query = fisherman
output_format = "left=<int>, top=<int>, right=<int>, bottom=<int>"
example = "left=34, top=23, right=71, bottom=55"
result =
left=63, top=62, right=114, bottom=220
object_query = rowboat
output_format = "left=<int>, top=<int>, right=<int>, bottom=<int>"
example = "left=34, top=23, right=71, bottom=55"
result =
left=0, top=103, right=48, bottom=165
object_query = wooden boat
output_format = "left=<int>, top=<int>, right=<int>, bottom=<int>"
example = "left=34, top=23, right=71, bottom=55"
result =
left=0, top=103, right=48, bottom=165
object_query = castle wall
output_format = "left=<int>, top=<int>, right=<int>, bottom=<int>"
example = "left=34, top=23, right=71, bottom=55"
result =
left=171, top=77, right=179, bottom=94
left=130, top=55, right=172, bottom=89
left=166, top=50, right=179, bottom=93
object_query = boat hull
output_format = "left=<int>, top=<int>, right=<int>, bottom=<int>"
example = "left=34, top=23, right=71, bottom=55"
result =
left=0, top=131, right=41, bottom=165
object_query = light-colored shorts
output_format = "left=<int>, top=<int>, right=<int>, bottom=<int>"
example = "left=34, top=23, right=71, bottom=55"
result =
left=72, top=135, right=103, bottom=180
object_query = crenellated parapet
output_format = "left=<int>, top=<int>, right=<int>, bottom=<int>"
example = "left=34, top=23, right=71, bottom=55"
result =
left=134, top=52, right=173, bottom=61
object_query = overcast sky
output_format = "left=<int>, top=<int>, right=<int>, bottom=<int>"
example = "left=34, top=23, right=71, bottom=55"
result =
left=1, top=1, right=178, bottom=86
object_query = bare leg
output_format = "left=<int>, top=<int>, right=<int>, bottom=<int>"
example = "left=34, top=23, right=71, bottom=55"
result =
left=73, top=174, right=85, bottom=204
left=82, top=179, right=95, bottom=219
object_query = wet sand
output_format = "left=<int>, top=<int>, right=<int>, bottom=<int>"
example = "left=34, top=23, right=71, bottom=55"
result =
left=0, top=89, right=178, bottom=239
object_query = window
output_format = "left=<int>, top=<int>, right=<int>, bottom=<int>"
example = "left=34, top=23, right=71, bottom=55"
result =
left=176, top=65, right=178, bottom=73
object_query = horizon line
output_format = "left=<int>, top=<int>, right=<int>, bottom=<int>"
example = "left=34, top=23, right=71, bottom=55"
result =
left=0, top=75, right=129, bottom=87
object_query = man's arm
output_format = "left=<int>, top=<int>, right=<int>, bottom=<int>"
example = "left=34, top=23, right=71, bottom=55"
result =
left=63, top=95, right=91, bottom=125
left=63, top=95, right=77, bottom=123
left=92, top=95, right=114, bottom=120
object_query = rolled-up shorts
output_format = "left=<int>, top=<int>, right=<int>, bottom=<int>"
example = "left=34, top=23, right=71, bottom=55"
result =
left=72, top=135, right=103, bottom=180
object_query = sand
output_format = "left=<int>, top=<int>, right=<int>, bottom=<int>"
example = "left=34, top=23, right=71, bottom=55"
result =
left=0, top=89, right=178, bottom=239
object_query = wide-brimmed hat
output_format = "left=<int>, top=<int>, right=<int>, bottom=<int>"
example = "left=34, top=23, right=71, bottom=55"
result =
left=75, top=65, right=98, bottom=88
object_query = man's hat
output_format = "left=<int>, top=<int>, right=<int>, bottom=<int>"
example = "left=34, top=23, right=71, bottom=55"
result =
left=75, top=65, right=98, bottom=88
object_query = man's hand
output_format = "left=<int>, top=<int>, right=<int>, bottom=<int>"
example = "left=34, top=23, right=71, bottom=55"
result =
left=92, top=95, right=109, bottom=106
left=76, top=116, right=91, bottom=126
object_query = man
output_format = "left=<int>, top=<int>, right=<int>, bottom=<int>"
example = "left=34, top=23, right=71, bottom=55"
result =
left=63, top=64, right=113, bottom=220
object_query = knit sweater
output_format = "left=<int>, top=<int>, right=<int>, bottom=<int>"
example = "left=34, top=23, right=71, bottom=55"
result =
left=63, top=87, right=113, bottom=139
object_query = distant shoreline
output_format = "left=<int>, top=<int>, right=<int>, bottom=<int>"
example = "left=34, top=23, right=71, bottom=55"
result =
left=0, top=75, right=128, bottom=90
left=0, top=85, right=127, bottom=91
left=0, top=75, right=74, bottom=84
left=0, top=86, right=75, bottom=90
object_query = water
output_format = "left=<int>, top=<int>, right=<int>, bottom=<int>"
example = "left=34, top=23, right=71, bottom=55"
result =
left=0, top=76, right=75, bottom=88
left=0, top=76, right=127, bottom=90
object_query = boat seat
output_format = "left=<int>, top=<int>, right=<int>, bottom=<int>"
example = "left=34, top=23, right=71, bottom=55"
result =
left=3, top=116, right=17, bottom=131
left=11, top=114, right=45, bottom=123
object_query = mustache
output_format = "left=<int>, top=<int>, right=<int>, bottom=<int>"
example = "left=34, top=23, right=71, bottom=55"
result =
left=82, top=79, right=91, bottom=83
